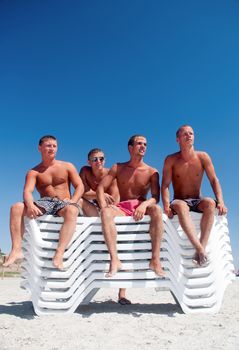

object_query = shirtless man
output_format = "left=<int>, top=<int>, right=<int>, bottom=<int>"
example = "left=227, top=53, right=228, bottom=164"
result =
left=3, top=135, right=84, bottom=270
left=79, top=148, right=130, bottom=305
left=79, top=148, right=119, bottom=216
left=161, top=125, right=227, bottom=265
left=97, top=135, right=165, bottom=278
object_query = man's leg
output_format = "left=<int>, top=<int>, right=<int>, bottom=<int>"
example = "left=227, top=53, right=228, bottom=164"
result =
left=146, top=204, right=165, bottom=277
left=82, top=203, right=129, bottom=302
left=53, top=205, right=79, bottom=269
left=197, top=198, right=216, bottom=248
left=171, top=200, right=207, bottom=265
left=100, top=206, right=125, bottom=277
left=3, top=202, right=25, bottom=267
left=79, top=198, right=100, bottom=217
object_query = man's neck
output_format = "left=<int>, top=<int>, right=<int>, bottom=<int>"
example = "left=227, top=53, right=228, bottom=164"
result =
left=128, top=156, right=144, bottom=168
left=41, top=158, right=56, bottom=168
left=180, top=146, right=195, bottom=160
left=92, top=167, right=105, bottom=179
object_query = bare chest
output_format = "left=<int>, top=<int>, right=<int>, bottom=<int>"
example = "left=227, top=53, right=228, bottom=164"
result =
left=86, top=171, right=106, bottom=191
left=173, top=159, right=203, bottom=181
left=36, top=169, right=68, bottom=188
left=117, top=168, right=151, bottom=190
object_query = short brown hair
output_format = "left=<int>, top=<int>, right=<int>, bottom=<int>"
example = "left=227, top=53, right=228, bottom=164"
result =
left=88, top=148, right=104, bottom=160
left=39, top=135, right=57, bottom=145
left=176, top=125, right=192, bottom=137
left=128, top=135, right=145, bottom=146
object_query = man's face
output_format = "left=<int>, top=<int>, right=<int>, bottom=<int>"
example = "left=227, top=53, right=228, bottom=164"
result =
left=39, top=138, right=58, bottom=158
left=177, top=126, right=194, bottom=146
left=130, top=136, right=147, bottom=157
left=88, top=151, right=105, bottom=169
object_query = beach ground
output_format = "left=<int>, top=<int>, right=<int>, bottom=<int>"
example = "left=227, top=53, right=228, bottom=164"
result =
left=0, top=278, right=238, bottom=350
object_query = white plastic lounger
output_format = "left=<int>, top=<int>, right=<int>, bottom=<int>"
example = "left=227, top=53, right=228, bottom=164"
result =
left=21, top=212, right=235, bottom=315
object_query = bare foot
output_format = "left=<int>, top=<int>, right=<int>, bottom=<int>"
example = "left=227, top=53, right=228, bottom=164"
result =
left=149, top=259, right=165, bottom=277
left=105, top=259, right=122, bottom=278
left=52, top=250, right=64, bottom=270
left=2, top=249, right=23, bottom=267
left=192, top=252, right=208, bottom=266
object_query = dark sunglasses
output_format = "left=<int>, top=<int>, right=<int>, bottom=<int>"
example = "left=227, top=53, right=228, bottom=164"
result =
left=90, top=156, right=105, bottom=162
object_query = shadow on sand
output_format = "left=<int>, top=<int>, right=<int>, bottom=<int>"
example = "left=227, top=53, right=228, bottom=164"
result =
left=77, top=300, right=182, bottom=318
left=0, top=300, right=182, bottom=318
left=0, top=301, right=36, bottom=320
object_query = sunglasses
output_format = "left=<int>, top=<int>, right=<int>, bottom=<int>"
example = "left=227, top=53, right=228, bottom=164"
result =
left=90, top=156, right=105, bottom=162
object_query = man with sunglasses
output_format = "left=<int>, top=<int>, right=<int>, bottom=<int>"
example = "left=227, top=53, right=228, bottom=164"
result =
left=79, top=149, right=119, bottom=216
left=97, top=135, right=165, bottom=278
left=79, top=148, right=131, bottom=305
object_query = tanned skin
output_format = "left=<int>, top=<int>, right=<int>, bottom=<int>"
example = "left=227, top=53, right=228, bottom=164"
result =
left=3, top=137, right=84, bottom=270
left=79, top=150, right=129, bottom=302
left=97, top=136, right=164, bottom=278
left=161, top=125, right=227, bottom=265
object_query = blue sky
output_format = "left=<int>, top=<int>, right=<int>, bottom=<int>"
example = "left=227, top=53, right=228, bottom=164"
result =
left=0, top=0, right=238, bottom=268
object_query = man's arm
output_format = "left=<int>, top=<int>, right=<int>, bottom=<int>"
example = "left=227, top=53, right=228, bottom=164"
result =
left=133, top=169, right=159, bottom=221
left=79, top=166, right=97, bottom=200
left=202, top=152, right=227, bottom=215
left=150, top=170, right=160, bottom=204
left=161, top=156, right=174, bottom=218
left=108, top=179, right=120, bottom=203
left=68, top=163, right=84, bottom=203
left=23, top=170, right=44, bottom=218
left=96, top=164, right=117, bottom=209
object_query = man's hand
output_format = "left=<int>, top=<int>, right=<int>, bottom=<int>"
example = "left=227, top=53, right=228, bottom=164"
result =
left=133, top=202, right=147, bottom=221
left=104, top=193, right=115, bottom=205
left=164, top=206, right=174, bottom=219
left=217, top=202, right=228, bottom=216
left=26, top=204, right=43, bottom=219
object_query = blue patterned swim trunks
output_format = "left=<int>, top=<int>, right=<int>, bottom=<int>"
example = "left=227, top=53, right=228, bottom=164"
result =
left=35, top=197, right=82, bottom=216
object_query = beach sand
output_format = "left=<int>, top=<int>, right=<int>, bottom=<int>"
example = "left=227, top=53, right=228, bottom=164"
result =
left=0, top=278, right=238, bottom=350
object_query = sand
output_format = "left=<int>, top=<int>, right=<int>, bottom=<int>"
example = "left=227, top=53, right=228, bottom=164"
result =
left=0, top=278, right=238, bottom=350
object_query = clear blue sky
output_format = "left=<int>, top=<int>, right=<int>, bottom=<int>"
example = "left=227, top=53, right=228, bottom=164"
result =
left=0, top=0, right=238, bottom=268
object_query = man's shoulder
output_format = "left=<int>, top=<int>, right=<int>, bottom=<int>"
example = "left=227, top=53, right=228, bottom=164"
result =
left=195, top=151, right=211, bottom=164
left=195, top=150, right=209, bottom=157
left=56, top=160, right=77, bottom=169
left=116, top=161, right=127, bottom=168
left=163, top=152, right=181, bottom=165
left=30, top=162, right=43, bottom=173
left=143, top=162, right=159, bottom=174
left=80, top=165, right=92, bottom=174
left=56, top=159, right=72, bottom=165
left=165, top=151, right=180, bottom=160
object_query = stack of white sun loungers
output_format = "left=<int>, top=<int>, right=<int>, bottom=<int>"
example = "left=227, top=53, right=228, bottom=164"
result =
left=21, top=212, right=235, bottom=316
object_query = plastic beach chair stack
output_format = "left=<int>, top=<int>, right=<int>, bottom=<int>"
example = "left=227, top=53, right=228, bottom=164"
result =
left=21, top=213, right=235, bottom=316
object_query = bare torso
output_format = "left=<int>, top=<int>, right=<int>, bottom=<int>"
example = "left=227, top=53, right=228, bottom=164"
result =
left=32, top=160, right=72, bottom=199
left=81, top=166, right=117, bottom=196
left=170, top=151, right=205, bottom=199
left=115, top=162, right=156, bottom=201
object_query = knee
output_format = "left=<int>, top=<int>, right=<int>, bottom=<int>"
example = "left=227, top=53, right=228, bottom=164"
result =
left=201, top=198, right=216, bottom=212
left=64, top=204, right=79, bottom=219
left=100, top=207, right=113, bottom=221
left=147, top=204, right=162, bottom=219
left=11, top=202, right=24, bottom=216
left=171, top=200, right=189, bottom=215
